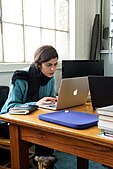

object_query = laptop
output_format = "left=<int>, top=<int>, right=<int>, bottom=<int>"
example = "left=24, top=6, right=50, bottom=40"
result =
left=39, top=76, right=89, bottom=110
left=88, top=76, right=113, bottom=110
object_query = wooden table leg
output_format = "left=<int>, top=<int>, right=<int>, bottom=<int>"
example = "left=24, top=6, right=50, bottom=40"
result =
left=77, top=157, right=89, bottom=169
left=9, top=124, right=29, bottom=169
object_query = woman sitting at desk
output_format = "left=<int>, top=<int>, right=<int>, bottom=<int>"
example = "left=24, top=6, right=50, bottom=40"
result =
left=0, top=45, right=58, bottom=168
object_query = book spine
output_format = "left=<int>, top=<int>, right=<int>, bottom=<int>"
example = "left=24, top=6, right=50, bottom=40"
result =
left=98, top=124, right=113, bottom=132
left=98, top=120, right=113, bottom=126
left=97, top=110, right=113, bottom=117
left=99, top=115, right=113, bottom=121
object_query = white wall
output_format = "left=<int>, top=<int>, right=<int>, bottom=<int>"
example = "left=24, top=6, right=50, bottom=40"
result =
left=75, top=0, right=101, bottom=59
left=0, top=63, right=30, bottom=86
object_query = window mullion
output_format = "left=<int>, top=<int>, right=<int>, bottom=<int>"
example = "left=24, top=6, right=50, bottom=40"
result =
left=22, top=0, right=26, bottom=62
left=0, top=0, right=4, bottom=62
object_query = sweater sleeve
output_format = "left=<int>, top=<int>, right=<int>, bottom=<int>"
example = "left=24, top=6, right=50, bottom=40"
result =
left=0, top=79, right=36, bottom=114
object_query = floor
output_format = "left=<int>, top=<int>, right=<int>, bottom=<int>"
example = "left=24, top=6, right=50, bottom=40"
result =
left=0, top=148, right=108, bottom=169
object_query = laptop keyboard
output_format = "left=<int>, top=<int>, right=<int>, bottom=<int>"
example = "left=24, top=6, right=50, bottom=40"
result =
left=47, top=102, right=57, bottom=108
left=39, top=102, right=57, bottom=108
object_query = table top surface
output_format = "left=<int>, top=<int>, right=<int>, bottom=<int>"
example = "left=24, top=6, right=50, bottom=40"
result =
left=0, top=102, right=113, bottom=147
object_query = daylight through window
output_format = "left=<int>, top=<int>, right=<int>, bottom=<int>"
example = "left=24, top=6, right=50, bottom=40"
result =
left=0, top=0, right=69, bottom=63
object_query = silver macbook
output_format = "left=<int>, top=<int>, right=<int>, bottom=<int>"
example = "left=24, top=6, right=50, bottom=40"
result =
left=39, top=76, right=89, bottom=110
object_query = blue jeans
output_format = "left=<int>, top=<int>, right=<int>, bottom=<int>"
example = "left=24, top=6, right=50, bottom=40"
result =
left=35, top=145, right=54, bottom=156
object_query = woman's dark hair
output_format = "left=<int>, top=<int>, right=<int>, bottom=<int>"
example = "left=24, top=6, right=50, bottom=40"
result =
left=34, top=45, right=58, bottom=68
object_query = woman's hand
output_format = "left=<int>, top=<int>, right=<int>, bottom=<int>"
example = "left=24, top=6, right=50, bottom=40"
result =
left=36, top=97, right=57, bottom=106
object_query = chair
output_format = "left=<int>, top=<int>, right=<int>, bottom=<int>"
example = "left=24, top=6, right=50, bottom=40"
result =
left=0, top=86, right=11, bottom=169
left=0, top=86, right=9, bottom=111
left=0, top=138, right=11, bottom=169
left=0, top=86, right=35, bottom=169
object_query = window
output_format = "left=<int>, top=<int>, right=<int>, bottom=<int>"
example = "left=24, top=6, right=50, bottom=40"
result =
left=101, top=0, right=113, bottom=50
left=0, top=0, right=69, bottom=63
left=110, top=0, right=113, bottom=48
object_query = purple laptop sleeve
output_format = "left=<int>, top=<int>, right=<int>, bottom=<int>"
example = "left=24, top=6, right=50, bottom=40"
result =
left=38, top=110, right=98, bottom=129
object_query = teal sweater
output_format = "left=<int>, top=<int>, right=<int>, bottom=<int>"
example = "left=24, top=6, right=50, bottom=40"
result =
left=1, top=77, right=55, bottom=114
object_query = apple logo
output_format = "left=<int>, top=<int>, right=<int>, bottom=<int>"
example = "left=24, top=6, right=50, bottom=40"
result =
left=73, top=89, right=78, bottom=96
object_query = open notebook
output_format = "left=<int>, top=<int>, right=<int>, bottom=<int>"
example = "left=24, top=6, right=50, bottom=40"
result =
left=39, top=76, right=89, bottom=110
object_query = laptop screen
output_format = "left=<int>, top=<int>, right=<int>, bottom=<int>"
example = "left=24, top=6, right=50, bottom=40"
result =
left=88, top=76, right=113, bottom=110
left=62, top=60, right=104, bottom=79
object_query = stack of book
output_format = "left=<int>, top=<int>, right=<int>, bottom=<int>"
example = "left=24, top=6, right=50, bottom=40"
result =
left=96, top=105, right=113, bottom=138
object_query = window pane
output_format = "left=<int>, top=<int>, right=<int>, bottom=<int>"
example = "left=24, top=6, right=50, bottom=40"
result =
left=56, top=0, right=68, bottom=31
left=0, top=0, right=70, bottom=63
left=25, top=26, right=41, bottom=62
left=56, top=31, right=69, bottom=60
left=2, top=0, right=22, bottom=24
left=41, top=0, right=54, bottom=28
left=24, top=0, right=40, bottom=26
left=41, top=29, right=55, bottom=46
left=3, top=23, right=24, bottom=62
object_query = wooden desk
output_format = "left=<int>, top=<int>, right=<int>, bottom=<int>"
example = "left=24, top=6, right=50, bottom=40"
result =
left=0, top=102, right=113, bottom=169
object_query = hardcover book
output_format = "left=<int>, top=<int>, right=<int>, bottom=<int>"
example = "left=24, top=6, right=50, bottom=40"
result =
left=96, top=105, right=113, bottom=116
left=99, top=115, right=113, bottom=122
left=9, top=105, right=38, bottom=115
left=98, top=119, right=113, bottom=127
left=98, top=123, right=113, bottom=131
